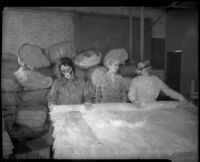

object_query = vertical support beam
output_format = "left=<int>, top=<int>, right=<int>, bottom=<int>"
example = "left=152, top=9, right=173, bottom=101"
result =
left=129, top=7, right=133, bottom=63
left=140, top=6, right=144, bottom=60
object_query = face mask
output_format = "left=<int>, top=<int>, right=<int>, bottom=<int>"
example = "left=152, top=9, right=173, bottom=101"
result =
left=64, top=72, right=72, bottom=79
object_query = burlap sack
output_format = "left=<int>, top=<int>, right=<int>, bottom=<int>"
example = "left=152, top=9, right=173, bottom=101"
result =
left=45, top=40, right=76, bottom=64
left=2, top=106, right=17, bottom=116
left=1, top=78, right=22, bottom=92
left=14, top=67, right=53, bottom=90
left=2, top=53, right=18, bottom=62
left=74, top=48, right=102, bottom=69
left=103, top=48, right=129, bottom=66
left=35, top=67, right=55, bottom=78
left=17, top=89, right=50, bottom=106
left=2, top=92, right=18, bottom=106
left=1, top=60, right=20, bottom=80
left=18, top=43, right=51, bottom=69
left=16, top=106, right=48, bottom=128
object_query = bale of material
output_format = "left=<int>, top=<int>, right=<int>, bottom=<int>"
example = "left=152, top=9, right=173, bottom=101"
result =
left=18, top=43, right=51, bottom=69
left=1, top=61, right=20, bottom=80
left=11, top=106, right=49, bottom=140
left=2, top=92, right=18, bottom=106
left=118, top=64, right=137, bottom=77
left=103, top=48, right=129, bottom=66
left=53, top=63, right=85, bottom=80
left=35, top=67, right=55, bottom=78
left=17, top=89, right=50, bottom=106
left=14, top=67, right=53, bottom=91
left=74, top=48, right=102, bottom=69
left=16, top=106, right=48, bottom=128
left=2, top=52, right=18, bottom=62
left=2, top=106, right=17, bottom=116
left=1, top=78, right=22, bottom=92
left=45, top=40, right=76, bottom=64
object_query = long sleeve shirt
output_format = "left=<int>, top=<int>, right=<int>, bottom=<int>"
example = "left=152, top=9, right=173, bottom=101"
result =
left=48, top=77, right=94, bottom=107
left=95, top=73, right=127, bottom=103
left=128, top=75, right=185, bottom=104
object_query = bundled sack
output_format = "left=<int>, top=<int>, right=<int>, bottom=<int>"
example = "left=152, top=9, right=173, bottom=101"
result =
left=45, top=40, right=76, bottom=64
left=1, top=60, right=20, bottom=80
left=11, top=106, right=49, bottom=141
left=16, top=106, right=48, bottom=128
left=118, top=64, right=137, bottom=77
left=53, top=63, right=85, bottom=80
left=14, top=66, right=53, bottom=91
left=1, top=78, right=22, bottom=92
left=18, top=43, right=51, bottom=69
left=74, top=48, right=102, bottom=69
left=86, top=66, right=108, bottom=86
left=2, top=92, right=18, bottom=106
left=2, top=106, right=17, bottom=116
left=2, top=52, right=18, bottom=62
left=17, top=89, right=50, bottom=106
left=35, top=67, right=55, bottom=78
left=103, top=48, right=129, bottom=66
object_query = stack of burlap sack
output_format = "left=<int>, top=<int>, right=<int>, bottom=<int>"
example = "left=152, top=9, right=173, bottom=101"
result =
left=2, top=40, right=137, bottom=142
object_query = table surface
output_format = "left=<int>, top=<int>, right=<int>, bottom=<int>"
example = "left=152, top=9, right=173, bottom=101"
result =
left=50, top=101, right=198, bottom=160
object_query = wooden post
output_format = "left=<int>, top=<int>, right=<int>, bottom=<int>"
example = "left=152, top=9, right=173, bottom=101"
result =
left=129, top=7, right=133, bottom=63
left=140, top=6, right=144, bottom=60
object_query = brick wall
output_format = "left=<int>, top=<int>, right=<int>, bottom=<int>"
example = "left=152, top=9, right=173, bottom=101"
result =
left=2, top=7, right=74, bottom=55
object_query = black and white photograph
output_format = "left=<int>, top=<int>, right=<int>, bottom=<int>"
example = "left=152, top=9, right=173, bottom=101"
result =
left=2, top=3, right=198, bottom=161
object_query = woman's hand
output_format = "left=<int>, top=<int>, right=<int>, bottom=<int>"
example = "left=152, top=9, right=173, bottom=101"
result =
left=48, top=104, right=55, bottom=112
left=83, top=102, right=93, bottom=111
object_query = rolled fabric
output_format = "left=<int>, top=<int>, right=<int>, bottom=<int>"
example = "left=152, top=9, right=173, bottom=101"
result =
left=18, top=43, right=51, bottom=69
left=74, top=48, right=102, bottom=69
left=14, top=66, right=53, bottom=91
left=103, top=48, right=129, bottom=66
left=1, top=78, right=22, bottom=92
left=45, top=40, right=76, bottom=64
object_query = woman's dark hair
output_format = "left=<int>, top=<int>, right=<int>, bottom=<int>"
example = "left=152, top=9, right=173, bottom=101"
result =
left=58, top=57, right=75, bottom=74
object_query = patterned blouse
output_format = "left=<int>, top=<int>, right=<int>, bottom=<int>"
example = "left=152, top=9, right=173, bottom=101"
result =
left=95, top=73, right=127, bottom=103
left=128, top=75, right=185, bottom=104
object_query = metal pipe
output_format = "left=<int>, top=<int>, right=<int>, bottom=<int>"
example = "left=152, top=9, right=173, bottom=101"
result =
left=140, top=6, right=144, bottom=60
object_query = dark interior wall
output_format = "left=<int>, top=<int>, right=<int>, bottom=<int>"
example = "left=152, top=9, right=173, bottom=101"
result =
left=166, top=10, right=198, bottom=96
left=74, top=13, right=152, bottom=63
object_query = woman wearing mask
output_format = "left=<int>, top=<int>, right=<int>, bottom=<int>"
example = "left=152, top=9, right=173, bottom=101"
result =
left=128, top=60, right=186, bottom=108
left=48, top=57, right=93, bottom=111
left=95, top=58, right=127, bottom=103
